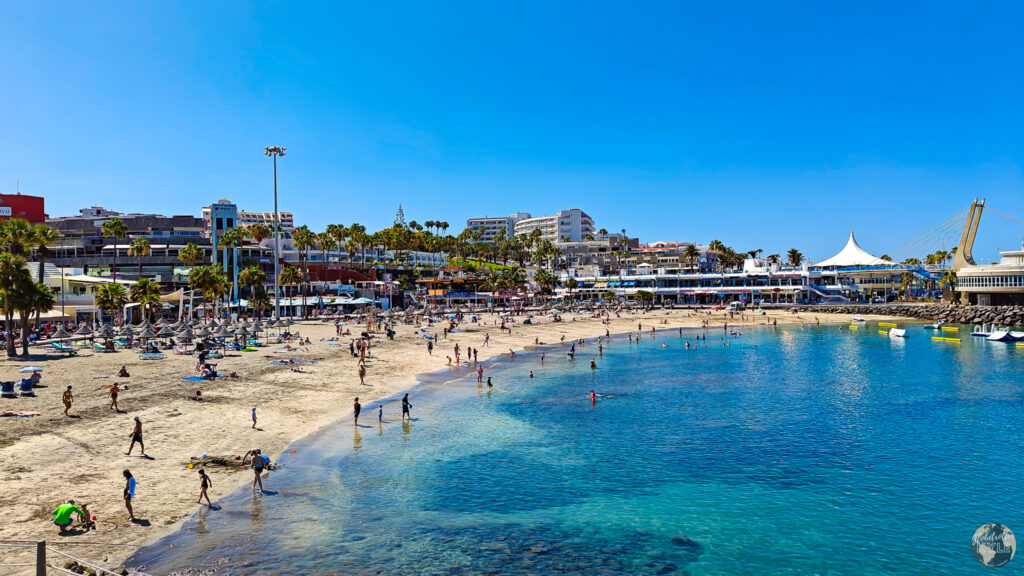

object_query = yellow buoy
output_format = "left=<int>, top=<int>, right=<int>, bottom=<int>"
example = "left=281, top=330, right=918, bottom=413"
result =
left=931, top=336, right=961, bottom=343
left=940, top=326, right=959, bottom=332
left=879, top=322, right=897, bottom=328
left=848, top=325, right=860, bottom=330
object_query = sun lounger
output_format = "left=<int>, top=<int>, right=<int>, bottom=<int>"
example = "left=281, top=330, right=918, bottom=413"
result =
left=18, top=378, right=34, bottom=396
left=1, top=381, right=15, bottom=398
left=140, top=352, right=167, bottom=360
left=174, top=345, right=193, bottom=355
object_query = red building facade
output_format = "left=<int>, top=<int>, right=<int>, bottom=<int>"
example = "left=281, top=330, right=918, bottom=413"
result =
left=0, top=193, right=47, bottom=223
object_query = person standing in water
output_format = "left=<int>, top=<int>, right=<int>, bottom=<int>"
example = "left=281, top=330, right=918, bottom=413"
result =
left=401, top=393, right=411, bottom=421
left=353, top=397, right=361, bottom=426
left=197, top=469, right=213, bottom=507
left=378, top=404, right=383, bottom=423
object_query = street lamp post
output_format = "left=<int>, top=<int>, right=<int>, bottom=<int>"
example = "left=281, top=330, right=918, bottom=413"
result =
left=264, top=146, right=287, bottom=320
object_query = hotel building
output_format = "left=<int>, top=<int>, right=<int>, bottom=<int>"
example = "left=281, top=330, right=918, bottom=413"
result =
left=514, top=209, right=595, bottom=243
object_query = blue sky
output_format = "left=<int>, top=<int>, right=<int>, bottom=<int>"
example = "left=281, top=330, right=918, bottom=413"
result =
left=2, top=1, right=1023, bottom=262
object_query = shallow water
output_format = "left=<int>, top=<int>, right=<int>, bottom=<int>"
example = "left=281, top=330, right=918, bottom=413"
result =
left=129, top=325, right=1024, bottom=575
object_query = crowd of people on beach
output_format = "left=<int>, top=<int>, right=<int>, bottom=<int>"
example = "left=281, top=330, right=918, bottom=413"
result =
left=38, top=305, right=780, bottom=543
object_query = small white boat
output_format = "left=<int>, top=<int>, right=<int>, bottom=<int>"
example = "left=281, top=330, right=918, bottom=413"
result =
left=987, top=330, right=1013, bottom=342
left=971, top=324, right=992, bottom=337
left=851, top=315, right=867, bottom=322
left=888, top=328, right=908, bottom=338
left=923, top=321, right=945, bottom=329
left=1010, top=331, right=1024, bottom=341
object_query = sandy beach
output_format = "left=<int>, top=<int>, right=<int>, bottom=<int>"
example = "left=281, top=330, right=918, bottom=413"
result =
left=0, top=307, right=905, bottom=574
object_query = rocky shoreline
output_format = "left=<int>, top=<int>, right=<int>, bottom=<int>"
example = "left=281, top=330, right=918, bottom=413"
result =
left=775, top=304, right=1024, bottom=326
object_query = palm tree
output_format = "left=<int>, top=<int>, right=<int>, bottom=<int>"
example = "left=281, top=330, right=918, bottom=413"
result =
left=95, top=282, right=128, bottom=326
left=238, top=265, right=267, bottom=314
left=348, top=223, right=368, bottom=267
left=188, top=264, right=229, bottom=320
left=10, top=279, right=56, bottom=356
left=786, top=248, right=804, bottom=268
left=292, top=226, right=316, bottom=317
left=129, top=278, right=161, bottom=322
left=0, top=253, right=29, bottom=356
left=1, top=218, right=34, bottom=256
left=708, top=240, right=725, bottom=272
left=598, top=228, right=609, bottom=239
left=565, top=277, right=578, bottom=302
left=317, top=231, right=333, bottom=267
left=325, top=224, right=347, bottom=262
left=28, top=224, right=60, bottom=324
left=128, top=237, right=151, bottom=279
left=247, top=222, right=272, bottom=248
left=178, top=242, right=203, bottom=268
left=278, top=266, right=303, bottom=310
left=101, top=217, right=129, bottom=280
left=682, top=244, right=701, bottom=272
left=439, top=221, right=449, bottom=236
left=249, top=286, right=271, bottom=318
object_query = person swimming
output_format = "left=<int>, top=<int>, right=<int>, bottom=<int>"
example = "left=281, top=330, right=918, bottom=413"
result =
left=590, top=359, right=596, bottom=369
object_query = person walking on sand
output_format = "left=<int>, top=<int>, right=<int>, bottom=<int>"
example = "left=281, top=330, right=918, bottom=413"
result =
left=354, top=397, right=361, bottom=426
left=126, top=416, right=145, bottom=456
left=197, top=469, right=213, bottom=507
left=483, top=334, right=489, bottom=347
left=109, top=383, right=120, bottom=412
left=62, top=385, right=73, bottom=416
left=123, top=469, right=136, bottom=521
left=401, top=393, right=411, bottom=421
left=358, top=364, right=367, bottom=385
left=251, top=406, right=258, bottom=429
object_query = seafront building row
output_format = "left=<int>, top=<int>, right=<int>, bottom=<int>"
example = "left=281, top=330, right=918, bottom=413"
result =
left=0, top=190, right=1018, bottom=319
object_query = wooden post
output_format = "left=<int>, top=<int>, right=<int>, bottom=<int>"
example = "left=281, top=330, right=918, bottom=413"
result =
left=36, top=540, right=46, bottom=576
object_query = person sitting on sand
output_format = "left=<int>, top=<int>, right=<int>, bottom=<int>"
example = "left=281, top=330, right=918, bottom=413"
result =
left=117, top=365, right=130, bottom=378
left=52, top=500, right=85, bottom=533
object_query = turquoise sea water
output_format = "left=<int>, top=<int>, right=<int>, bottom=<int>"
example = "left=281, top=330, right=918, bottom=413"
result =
left=129, top=324, right=1024, bottom=575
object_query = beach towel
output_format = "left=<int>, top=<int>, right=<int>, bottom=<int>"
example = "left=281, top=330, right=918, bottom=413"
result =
left=182, top=375, right=225, bottom=381
left=269, top=361, right=289, bottom=366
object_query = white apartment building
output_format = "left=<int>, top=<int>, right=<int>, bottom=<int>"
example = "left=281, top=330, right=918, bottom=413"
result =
left=238, top=209, right=294, bottom=233
left=465, top=212, right=531, bottom=243
left=513, top=209, right=595, bottom=242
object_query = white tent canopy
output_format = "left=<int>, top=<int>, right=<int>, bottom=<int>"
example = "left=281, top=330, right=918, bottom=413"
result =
left=816, top=231, right=890, bottom=267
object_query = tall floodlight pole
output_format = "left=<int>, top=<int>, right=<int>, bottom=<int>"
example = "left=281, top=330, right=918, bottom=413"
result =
left=264, top=146, right=287, bottom=320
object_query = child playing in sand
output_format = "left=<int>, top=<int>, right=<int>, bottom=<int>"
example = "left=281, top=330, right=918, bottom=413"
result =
left=251, top=406, right=257, bottom=428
